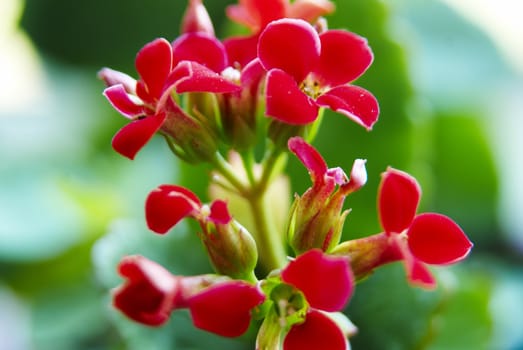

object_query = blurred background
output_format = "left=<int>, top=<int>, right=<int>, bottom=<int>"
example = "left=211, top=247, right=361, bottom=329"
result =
left=1, top=0, right=522, bottom=349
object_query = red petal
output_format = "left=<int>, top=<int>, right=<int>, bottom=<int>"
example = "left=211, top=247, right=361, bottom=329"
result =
left=135, top=38, right=173, bottom=100
left=226, top=0, right=286, bottom=32
left=172, top=33, right=227, bottom=73
left=288, top=0, right=335, bottom=22
left=168, top=61, right=241, bottom=94
left=283, top=310, right=347, bottom=350
left=265, top=69, right=319, bottom=124
left=209, top=200, right=232, bottom=225
left=111, top=113, right=165, bottom=160
left=378, top=167, right=421, bottom=234
left=314, top=30, right=373, bottom=87
left=145, top=184, right=201, bottom=234
left=316, top=85, right=379, bottom=130
left=188, top=281, right=265, bottom=337
left=408, top=213, right=473, bottom=265
left=258, top=19, right=320, bottom=82
left=180, top=0, right=215, bottom=36
left=405, top=255, right=437, bottom=289
left=114, top=255, right=178, bottom=326
left=281, top=249, right=353, bottom=312
left=288, top=137, right=327, bottom=182
left=223, top=35, right=259, bottom=68
left=103, top=85, right=144, bottom=118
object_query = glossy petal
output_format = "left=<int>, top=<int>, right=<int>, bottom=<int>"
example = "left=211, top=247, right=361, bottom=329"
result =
left=103, top=85, right=144, bottom=118
left=209, top=200, right=232, bottom=225
left=314, top=30, right=373, bottom=87
left=281, top=249, right=353, bottom=312
left=223, top=35, right=259, bottom=68
left=288, top=137, right=327, bottom=182
left=226, top=0, right=287, bottom=32
left=181, top=0, right=215, bottom=36
left=188, top=281, right=265, bottom=337
left=288, top=0, right=335, bottom=22
left=258, top=19, right=320, bottom=82
left=168, top=61, right=241, bottom=94
left=135, top=38, right=173, bottom=100
left=113, top=255, right=178, bottom=326
left=145, top=184, right=201, bottom=234
left=172, top=33, right=227, bottom=73
left=378, top=167, right=421, bottom=234
left=98, top=67, right=137, bottom=93
left=111, top=113, right=165, bottom=160
left=408, top=213, right=473, bottom=265
left=265, top=69, right=319, bottom=124
left=283, top=310, right=347, bottom=350
left=316, top=85, right=379, bottom=130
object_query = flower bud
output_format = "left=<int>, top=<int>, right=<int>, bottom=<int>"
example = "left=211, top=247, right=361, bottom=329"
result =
left=181, top=0, right=215, bottom=36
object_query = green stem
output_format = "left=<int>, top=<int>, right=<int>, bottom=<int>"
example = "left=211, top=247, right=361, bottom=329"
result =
left=210, top=152, right=248, bottom=195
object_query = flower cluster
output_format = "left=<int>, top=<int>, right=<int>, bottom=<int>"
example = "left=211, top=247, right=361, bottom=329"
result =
left=99, top=0, right=473, bottom=348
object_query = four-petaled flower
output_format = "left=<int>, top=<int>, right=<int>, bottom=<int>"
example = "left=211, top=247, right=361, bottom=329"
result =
left=100, top=37, right=240, bottom=160
left=280, top=249, right=354, bottom=350
left=257, top=18, right=379, bottom=129
left=378, top=167, right=473, bottom=288
left=113, top=255, right=265, bottom=336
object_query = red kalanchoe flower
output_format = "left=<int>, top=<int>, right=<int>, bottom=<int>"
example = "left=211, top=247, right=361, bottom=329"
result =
left=145, top=185, right=258, bottom=279
left=99, top=38, right=240, bottom=160
left=378, top=167, right=473, bottom=288
left=281, top=249, right=354, bottom=350
left=287, top=136, right=366, bottom=254
left=224, top=0, right=335, bottom=67
left=113, top=255, right=265, bottom=336
left=257, top=18, right=379, bottom=129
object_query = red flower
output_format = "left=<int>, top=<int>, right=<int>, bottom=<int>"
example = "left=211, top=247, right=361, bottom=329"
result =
left=99, top=38, right=240, bottom=160
left=378, top=168, right=473, bottom=288
left=224, top=0, right=335, bottom=67
left=287, top=136, right=366, bottom=254
left=280, top=249, right=354, bottom=350
left=113, top=255, right=265, bottom=336
left=145, top=185, right=258, bottom=279
left=258, top=18, right=379, bottom=129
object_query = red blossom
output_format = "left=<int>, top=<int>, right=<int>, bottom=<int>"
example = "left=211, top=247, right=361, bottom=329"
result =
left=113, top=256, right=264, bottom=336
left=258, top=18, right=379, bottom=129
left=280, top=249, right=353, bottom=350
left=378, top=168, right=473, bottom=288
left=100, top=37, right=240, bottom=160
left=113, top=255, right=180, bottom=326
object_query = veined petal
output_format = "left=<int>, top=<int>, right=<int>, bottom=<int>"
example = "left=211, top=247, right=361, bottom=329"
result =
left=281, top=249, right=353, bottom=312
left=111, top=113, right=165, bottom=160
left=378, top=167, right=421, bottom=234
left=265, top=69, right=318, bottom=124
left=316, top=85, right=379, bottom=130
left=136, top=38, right=173, bottom=100
left=98, top=67, right=137, bottom=93
left=209, top=200, right=232, bottom=225
left=103, top=85, right=144, bottom=118
left=145, top=184, right=201, bottom=234
left=168, top=61, right=241, bottom=94
left=288, top=137, right=328, bottom=182
left=258, top=19, right=320, bottom=82
left=408, top=213, right=473, bottom=265
left=288, top=0, right=335, bottom=22
left=113, top=255, right=178, bottom=326
left=283, top=310, right=348, bottom=350
left=188, top=281, right=265, bottom=337
left=224, top=34, right=259, bottom=68
left=172, top=33, right=227, bottom=73
left=314, top=30, right=373, bottom=87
